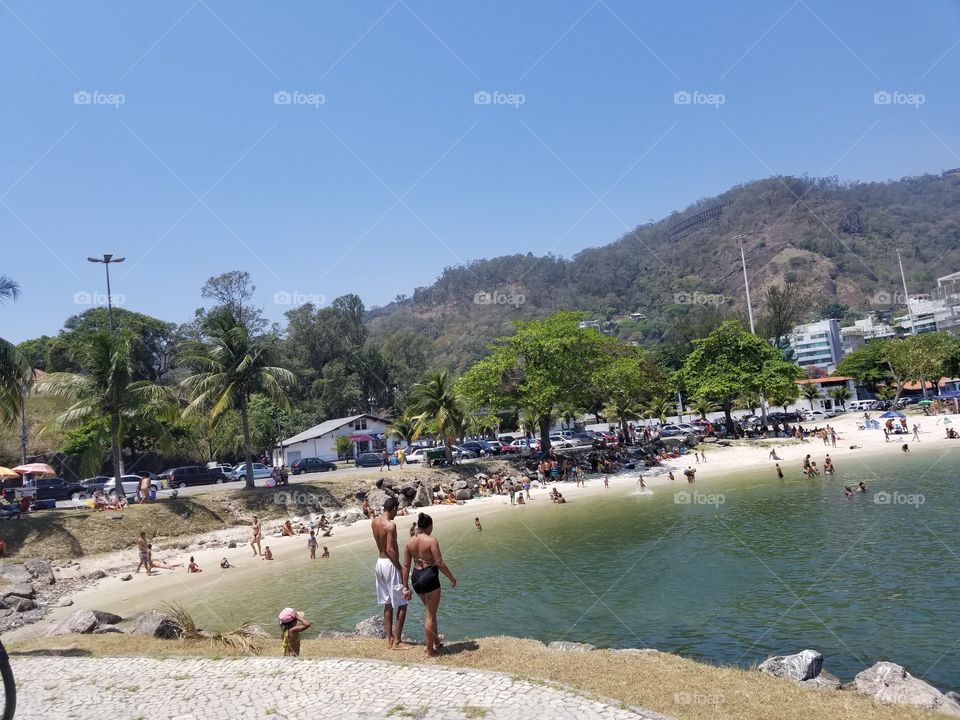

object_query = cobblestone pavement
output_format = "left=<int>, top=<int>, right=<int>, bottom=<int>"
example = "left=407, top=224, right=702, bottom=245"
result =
left=13, top=656, right=670, bottom=719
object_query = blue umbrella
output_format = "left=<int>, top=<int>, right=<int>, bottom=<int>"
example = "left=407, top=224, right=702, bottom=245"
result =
left=879, top=411, right=905, bottom=418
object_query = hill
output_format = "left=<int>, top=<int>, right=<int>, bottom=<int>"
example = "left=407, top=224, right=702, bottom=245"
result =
left=367, top=172, right=960, bottom=371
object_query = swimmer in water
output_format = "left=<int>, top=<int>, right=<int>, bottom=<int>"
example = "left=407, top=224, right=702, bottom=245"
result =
left=857, top=482, right=867, bottom=493
left=475, top=517, right=482, bottom=531
left=775, top=463, right=783, bottom=479
left=844, top=486, right=854, bottom=497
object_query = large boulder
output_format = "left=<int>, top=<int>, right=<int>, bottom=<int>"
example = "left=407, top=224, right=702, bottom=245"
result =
left=548, top=641, right=596, bottom=652
left=91, top=610, right=122, bottom=626
left=365, top=488, right=393, bottom=512
left=452, top=480, right=468, bottom=491
left=353, top=615, right=386, bottom=639
left=0, top=565, right=33, bottom=585
left=846, top=662, right=960, bottom=716
left=86, top=569, right=107, bottom=580
left=412, top=483, right=432, bottom=508
left=2, top=583, right=36, bottom=600
left=455, top=489, right=473, bottom=501
left=375, top=477, right=398, bottom=492
left=131, top=610, right=181, bottom=639
left=396, top=483, right=418, bottom=499
left=342, top=511, right=362, bottom=525
left=6, top=596, right=36, bottom=612
left=24, top=558, right=56, bottom=585
left=53, top=610, right=99, bottom=635
left=804, top=670, right=842, bottom=690
left=758, top=649, right=824, bottom=682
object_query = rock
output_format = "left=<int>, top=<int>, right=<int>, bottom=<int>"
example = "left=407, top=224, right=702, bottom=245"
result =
left=375, top=477, right=397, bottom=491
left=57, top=598, right=74, bottom=608
left=245, top=624, right=270, bottom=638
left=342, top=511, right=362, bottom=525
left=24, top=558, right=56, bottom=585
left=227, top=540, right=237, bottom=549
left=412, top=483, right=432, bottom=508
left=120, top=574, right=133, bottom=582
left=353, top=615, right=386, bottom=639
left=455, top=489, right=473, bottom=501
left=131, top=610, right=181, bottom=639
left=398, top=494, right=411, bottom=508
left=803, top=670, right=842, bottom=690
left=86, top=569, right=107, bottom=580
left=396, top=483, right=418, bottom=499
left=2, top=583, right=36, bottom=600
left=6, top=596, right=36, bottom=613
left=54, top=609, right=99, bottom=634
left=93, top=625, right=125, bottom=634
left=846, top=662, right=960, bottom=716
left=548, top=641, right=596, bottom=652
left=91, top=610, right=122, bottom=626
left=0, top=565, right=33, bottom=585
left=758, top=649, right=824, bottom=682
left=453, top=480, right=468, bottom=491
left=365, top=488, right=393, bottom=511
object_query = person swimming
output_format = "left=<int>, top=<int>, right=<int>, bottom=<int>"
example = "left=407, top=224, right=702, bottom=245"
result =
left=844, top=486, right=854, bottom=497
left=857, top=482, right=867, bottom=493
left=474, top=517, right=482, bottom=531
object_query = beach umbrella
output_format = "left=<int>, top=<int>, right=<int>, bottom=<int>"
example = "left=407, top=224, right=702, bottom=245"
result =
left=12, top=462, right=56, bottom=475
left=879, top=411, right=905, bottom=419
left=0, top=467, right=18, bottom=478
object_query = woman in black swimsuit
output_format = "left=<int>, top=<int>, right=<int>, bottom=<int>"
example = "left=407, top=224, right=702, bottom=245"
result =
left=402, top=512, right=457, bottom=657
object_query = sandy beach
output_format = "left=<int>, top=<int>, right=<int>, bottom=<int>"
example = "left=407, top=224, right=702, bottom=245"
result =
left=18, top=411, right=960, bottom=643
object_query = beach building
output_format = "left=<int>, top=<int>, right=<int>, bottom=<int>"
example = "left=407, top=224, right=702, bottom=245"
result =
left=786, top=319, right=844, bottom=371
left=790, top=376, right=859, bottom=414
left=275, top=414, right=392, bottom=465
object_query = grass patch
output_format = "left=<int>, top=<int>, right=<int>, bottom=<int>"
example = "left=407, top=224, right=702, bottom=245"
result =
left=462, top=706, right=488, bottom=719
left=8, top=635, right=939, bottom=720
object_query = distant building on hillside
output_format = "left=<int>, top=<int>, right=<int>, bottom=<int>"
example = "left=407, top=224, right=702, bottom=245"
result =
left=840, top=317, right=896, bottom=354
left=888, top=272, right=960, bottom=336
left=786, top=319, right=844, bottom=371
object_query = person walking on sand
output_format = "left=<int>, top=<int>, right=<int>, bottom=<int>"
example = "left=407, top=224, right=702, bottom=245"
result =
left=308, top=529, right=318, bottom=559
left=371, top=497, right=412, bottom=650
left=136, top=530, right=153, bottom=574
left=379, top=449, right=391, bottom=472
left=250, top=516, right=262, bottom=556
left=913, top=424, right=921, bottom=442
left=402, top=512, right=457, bottom=657
left=278, top=607, right=311, bottom=657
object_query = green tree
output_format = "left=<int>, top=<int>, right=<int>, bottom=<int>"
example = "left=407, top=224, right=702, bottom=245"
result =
left=407, top=370, right=467, bottom=464
left=179, top=311, right=296, bottom=489
left=800, top=384, right=821, bottom=410
left=386, top=415, right=418, bottom=447
left=35, top=332, right=174, bottom=479
left=836, top=341, right=894, bottom=390
left=769, top=385, right=799, bottom=413
left=642, top=396, right=675, bottom=424
left=829, top=385, right=851, bottom=410
left=457, top=312, right=611, bottom=451
left=756, top=280, right=813, bottom=354
left=0, top=277, right=32, bottom=427
left=675, top=321, right=803, bottom=435
left=593, top=345, right=661, bottom=440
left=689, top=397, right=718, bottom=420
left=335, top=435, right=353, bottom=460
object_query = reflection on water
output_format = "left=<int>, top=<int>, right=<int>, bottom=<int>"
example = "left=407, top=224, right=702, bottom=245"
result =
left=185, top=450, right=960, bottom=688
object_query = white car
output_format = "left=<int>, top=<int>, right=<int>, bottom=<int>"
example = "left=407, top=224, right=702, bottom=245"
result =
left=233, top=463, right=274, bottom=482
left=103, top=475, right=158, bottom=498
left=510, top=438, right=540, bottom=451
left=405, top=448, right=430, bottom=464
left=803, top=410, right=839, bottom=421
left=549, top=434, right=575, bottom=448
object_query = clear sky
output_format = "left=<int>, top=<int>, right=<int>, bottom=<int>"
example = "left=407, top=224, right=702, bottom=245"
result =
left=2, top=0, right=959, bottom=342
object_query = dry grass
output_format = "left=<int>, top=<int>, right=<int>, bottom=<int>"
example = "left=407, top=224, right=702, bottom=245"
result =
left=158, top=602, right=266, bottom=655
left=10, top=634, right=943, bottom=720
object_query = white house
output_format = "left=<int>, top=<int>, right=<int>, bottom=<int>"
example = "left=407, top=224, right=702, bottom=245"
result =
left=275, top=414, right=393, bottom=465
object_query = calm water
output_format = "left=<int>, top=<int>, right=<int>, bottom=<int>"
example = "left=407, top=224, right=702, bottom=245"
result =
left=188, top=448, right=960, bottom=688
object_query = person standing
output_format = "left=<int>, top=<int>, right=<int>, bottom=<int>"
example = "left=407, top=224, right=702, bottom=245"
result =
left=775, top=463, right=784, bottom=479
left=138, top=474, right=151, bottom=504
left=913, top=424, right=921, bottom=442
left=402, top=512, right=457, bottom=657
left=135, top=530, right=153, bottom=574
left=278, top=608, right=311, bottom=657
left=379, top=449, right=391, bottom=472
left=308, top=530, right=318, bottom=559
left=250, top=516, right=262, bottom=556
left=371, top=497, right=411, bottom=650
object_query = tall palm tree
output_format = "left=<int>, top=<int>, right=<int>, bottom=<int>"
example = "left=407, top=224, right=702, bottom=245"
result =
left=407, top=370, right=466, bottom=465
left=829, top=385, right=851, bottom=411
left=643, top=396, right=675, bottom=424
left=603, top=399, right=642, bottom=440
left=0, top=276, right=32, bottom=428
left=36, top=332, right=172, bottom=479
left=386, top=414, right=418, bottom=447
left=689, top=397, right=717, bottom=421
left=179, top=312, right=296, bottom=489
left=875, top=385, right=894, bottom=401
left=800, top=384, right=821, bottom=411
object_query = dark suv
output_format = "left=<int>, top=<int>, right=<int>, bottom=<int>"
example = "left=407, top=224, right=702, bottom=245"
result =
left=290, top=457, right=337, bottom=474
left=21, top=477, right=87, bottom=502
left=165, top=466, right=229, bottom=488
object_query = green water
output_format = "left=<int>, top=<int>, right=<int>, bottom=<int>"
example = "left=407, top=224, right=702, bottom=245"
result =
left=187, top=449, right=960, bottom=689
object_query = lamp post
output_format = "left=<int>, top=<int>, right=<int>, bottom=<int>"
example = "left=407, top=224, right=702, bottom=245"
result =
left=736, top=235, right=768, bottom=427
left=87, top=254, right=125, bottom=330
left=897, top=248, right=927, bottom=399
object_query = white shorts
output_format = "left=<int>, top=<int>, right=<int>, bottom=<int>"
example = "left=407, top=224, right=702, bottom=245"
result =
left=375, top=557, right=408, bottom=607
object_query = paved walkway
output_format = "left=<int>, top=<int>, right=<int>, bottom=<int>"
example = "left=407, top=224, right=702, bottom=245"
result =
left=13, top=656, right=670, bottom=720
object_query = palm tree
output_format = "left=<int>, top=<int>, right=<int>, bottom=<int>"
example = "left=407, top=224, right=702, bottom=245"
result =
left=603, top=399, right=642, bottom=440
left=769, top=388, right=799, bottom=413
left=800, top=384, right=821, bottom=411
left=407, top=370, right=467, bottom=465
left=386, top=414, right=418, bottom=447
left=179, top=312, right=296, bottom=489
left=465, top=413, right=499, bottom=440
left=0, top=276, right=32, bottom=428
left=36, top=332, right=173, bottom=479
left=875, top=385, right=894, bottom=401
left=518, top=409, right=539, bottom=439
left=643, top=396, right=675, bottom=424
left=829, top=385, right=851, bottom=411
left=689, top=397, right=717, bottom=421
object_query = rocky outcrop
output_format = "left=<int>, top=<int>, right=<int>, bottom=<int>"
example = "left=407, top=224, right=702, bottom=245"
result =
left=91, top=610, right=122, bottom=626
left=758, top=649, right=823, bottom=682
left=412, top=483, right=432, bottom=508
left=5, top=596, right=36, bottom=613
left=365, top=488, right=394, bottom=512
left=342, top=511, right=362, bottom=525
left=396, top=483, right=419, bottom=499
left=548, top=641, right=596, bottom=652
left=803, top=670, right=842, bottom=690
left=455, top=489, right=473, bottom=501
left=131, top=610, right=181, bottom=639
left=24, top=558, right=56, bottom=585
left=353, top=615, right=386, bottom=639
left=452, top=480, right=468, bottom=491
left=55, top=610, right=100, bottom=635
left=2, top=583, right=36, bottom=600
left=845, top=662, right=960, bottom=716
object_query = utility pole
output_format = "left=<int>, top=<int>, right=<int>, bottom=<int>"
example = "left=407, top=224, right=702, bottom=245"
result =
left=737, top=234, right=768, bottom=427
left=897, top=248, right=927, bottom=399
left=87, top=254, right=125, bottom=330
left=18, top=384, right=28, bottom=465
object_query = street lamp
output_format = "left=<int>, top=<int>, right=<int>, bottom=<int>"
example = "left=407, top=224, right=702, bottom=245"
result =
left=87, top=254, right=125, bottom=330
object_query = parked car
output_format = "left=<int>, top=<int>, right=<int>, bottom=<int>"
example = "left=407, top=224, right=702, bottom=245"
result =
left=568, top=432, right=594, bottom=446
left=495, top=441, right=517, bottom=454
left=18, top=477, right=87, bottom=502
left=405, top=448, right=431, bottom=464
left=80, top=475, right=111, bottom=494
left=460, top=440, right=499, bottom=456
left=232, top=463, right=273, bottom=482
left=549, top=434, right=575, bottom=448
left=290, top=457, right=337, bottom=474
left=103, top=474, right=160, bottom=498
left=355, top=452, right=383, bottom=468
left=157, top=466, right=229, bottom=489
left=206, top=462, right=237, bottom=480
left=659, top=424, right=700, bottom=439
left=452, top=445, right=478, bottom=459
left=510, top=438, right=540, bottom=452
left=803, top=410, right=839, bottom=422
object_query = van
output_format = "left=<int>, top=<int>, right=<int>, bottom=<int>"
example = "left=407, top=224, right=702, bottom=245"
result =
left=847, top=400, right=872, bottom=412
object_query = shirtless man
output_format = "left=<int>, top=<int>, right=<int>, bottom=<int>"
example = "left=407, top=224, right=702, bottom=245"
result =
left=250, top=516, right=262, bottom=556
left=371, top=497, right=412, bottom=649
left=138, top=474, right=151, bottom=504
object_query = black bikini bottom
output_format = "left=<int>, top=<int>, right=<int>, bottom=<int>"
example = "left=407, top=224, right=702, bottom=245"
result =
left=411, top=565, right=441, bottom=594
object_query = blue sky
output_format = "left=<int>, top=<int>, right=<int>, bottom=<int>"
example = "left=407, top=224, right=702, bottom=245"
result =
left=2, top=0, right=959, bottom=342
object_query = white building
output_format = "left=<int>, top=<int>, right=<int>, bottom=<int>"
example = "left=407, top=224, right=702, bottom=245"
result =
left=892, top=272, right=960, bottom=335
left=789, top=377, right=859, bottom=414
left=275, top=414, right=392, bottom=465
left=787, top=319, right=844, bottom=371
left=840, top=316, right=896, bottom=354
